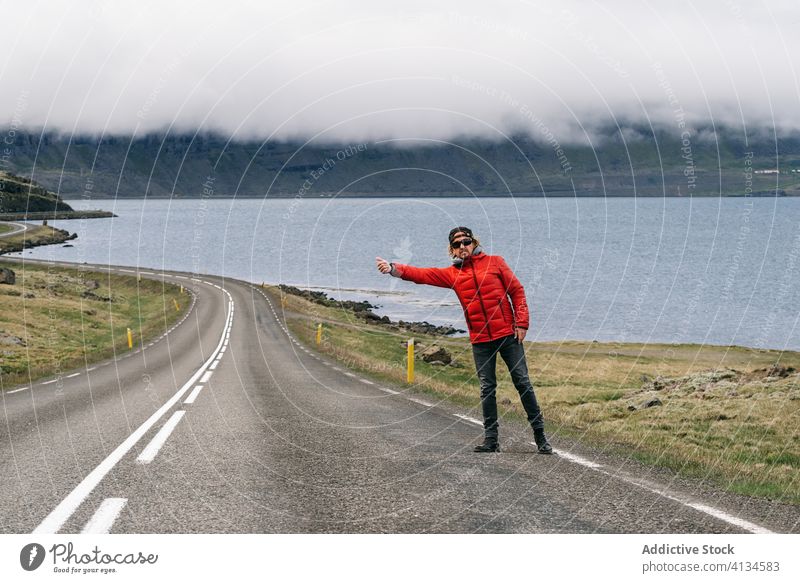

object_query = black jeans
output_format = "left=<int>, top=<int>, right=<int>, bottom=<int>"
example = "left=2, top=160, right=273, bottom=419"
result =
left=471, top=333, right=544, bottom=441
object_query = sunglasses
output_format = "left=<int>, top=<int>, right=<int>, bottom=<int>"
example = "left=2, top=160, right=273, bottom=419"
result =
left=451, top=237, right=474, bottom=249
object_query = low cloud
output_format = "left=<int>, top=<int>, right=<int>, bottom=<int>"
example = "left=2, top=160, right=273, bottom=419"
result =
left=2, top=0, right=799, bottom=144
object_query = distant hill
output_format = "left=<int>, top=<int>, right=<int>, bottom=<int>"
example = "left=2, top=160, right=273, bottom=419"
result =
left=0, top=171, right=74, bottom=212
left=2, top=127, right=799, bottom=198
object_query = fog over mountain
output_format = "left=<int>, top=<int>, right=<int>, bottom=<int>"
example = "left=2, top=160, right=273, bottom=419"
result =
left=2, top=0, right=799, bottom=144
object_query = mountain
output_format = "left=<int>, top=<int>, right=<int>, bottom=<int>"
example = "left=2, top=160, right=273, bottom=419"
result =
left=0, top=171, right=74, bottom=212
left=2, top=127, right=799, bottom=198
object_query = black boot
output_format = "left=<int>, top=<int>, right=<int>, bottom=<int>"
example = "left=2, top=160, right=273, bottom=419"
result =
left=473, top=439, right=500, bottom=453
left=533, top=428, right=553, bottom=454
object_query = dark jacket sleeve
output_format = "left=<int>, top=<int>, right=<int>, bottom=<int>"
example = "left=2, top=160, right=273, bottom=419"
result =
left=496, top=256, right=530, bottom=329
left=391, top=262, right=455, bottom=289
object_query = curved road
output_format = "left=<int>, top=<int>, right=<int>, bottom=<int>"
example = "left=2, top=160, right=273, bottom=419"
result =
left=1, top=259, right=798, bottom=534
left=0, top=221, right=30, bottom=238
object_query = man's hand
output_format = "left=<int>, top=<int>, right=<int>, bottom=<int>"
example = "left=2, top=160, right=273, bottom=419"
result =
left=376, top=256, right=392, bottom=274
left=515, top=327, right=527, bottom=344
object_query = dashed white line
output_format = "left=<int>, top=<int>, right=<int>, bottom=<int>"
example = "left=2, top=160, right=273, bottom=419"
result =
left=33, top=292, right=234, bottom=534
left=379, top=387, right=400, bottom=395
left=137, top=410, right=186, bottom=464
left=200, top=371, right=213, bottom=383
left=42, top=379, right=57, bottom=385
left=209, top=360, right=219, bottom=370
left=552, top=448, right=602, bottom=469
left=408, top=397, right=434, bottom=407
left=7, top=387, right=29, bottom=394
left=542, top=444, right=774, bottom=533
left=184, top=386, right=203, bottom=405
left=454, top=414, right=483, bottom=426
left=360, top=379, right=374, bottom=385
left=81, top=498, right=127, bottom=534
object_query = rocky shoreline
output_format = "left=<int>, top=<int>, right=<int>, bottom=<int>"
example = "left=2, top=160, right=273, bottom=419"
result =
left=0, top=210, right=115, bottom=220
left=278, top=284, right=466, bottom=337
left=0, top=225, right=77, bottom=255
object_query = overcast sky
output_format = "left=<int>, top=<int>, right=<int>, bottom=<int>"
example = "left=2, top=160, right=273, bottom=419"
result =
left=2, top=0, right=799, bottom=144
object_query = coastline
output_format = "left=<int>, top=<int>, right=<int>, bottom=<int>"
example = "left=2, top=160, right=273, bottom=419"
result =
left=0, top=224, right=76, bottom=255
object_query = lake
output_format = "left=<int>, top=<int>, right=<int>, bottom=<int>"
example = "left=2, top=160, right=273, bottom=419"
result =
left=13, top=196, right=800, bottom=351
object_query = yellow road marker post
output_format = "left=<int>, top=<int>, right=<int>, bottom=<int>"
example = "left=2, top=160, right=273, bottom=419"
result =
left=407, top=338, right=415, bottom=383
left=173, top=298, right=180, bottom=312
left=316, top=323, right=322, bottom=345
left=127, top=328, right=133, bottom=349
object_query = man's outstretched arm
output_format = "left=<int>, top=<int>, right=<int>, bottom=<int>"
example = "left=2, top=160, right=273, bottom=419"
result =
left=375, top=256, right=454, bottom=288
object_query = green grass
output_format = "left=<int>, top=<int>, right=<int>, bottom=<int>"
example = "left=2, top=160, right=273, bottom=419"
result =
left=0, top=262, right=188, bottom=388
left=269, top=284, right=800, bottom=505
left=0, top=223, right=15, bottom=235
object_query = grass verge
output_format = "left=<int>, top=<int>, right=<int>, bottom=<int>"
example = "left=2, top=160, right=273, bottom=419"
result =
left=266, top=284, right=800, bottom=505
left=0, top=225, right=74, bottom=254
left=0, top=261, right=189, bottom=388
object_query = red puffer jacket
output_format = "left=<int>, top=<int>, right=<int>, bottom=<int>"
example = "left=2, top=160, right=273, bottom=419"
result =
left=391, top=251, right=530, bottom=344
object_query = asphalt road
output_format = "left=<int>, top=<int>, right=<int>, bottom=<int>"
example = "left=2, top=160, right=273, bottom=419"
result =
left=0, top=221, right=30, bottom=238
left=1, top=259, right=798, bottom=534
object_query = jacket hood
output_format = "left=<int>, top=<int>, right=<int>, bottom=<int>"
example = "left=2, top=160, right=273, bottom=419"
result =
left=451, top=245, right=484, bottom=267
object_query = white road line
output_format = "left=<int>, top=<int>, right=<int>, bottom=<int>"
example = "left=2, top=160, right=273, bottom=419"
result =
left=199, top=371, right=213, bottom=383
left=65, top=373, right=80, bottom=378
left=42, top=379, right=57, bottom=385
left=543, top=444, right=774, bottom=534
left=209, top=360, right=219, bottom=370
left=33, top=293, right=234, bottom=534
left=80, top=498, right=127, bottom=534
left=87, top=367, right=97, bottom=372
left=344, top=372, right=356, bottom=378
left=408, top=397, right=434, bottom=407
left=360, top=379, right=374, bottom=385
left=454, top=414, right=483, bottom=426
left=7, top=387, right=29, bottom=394
left=379, top=387, right=400, bottom=395
left=136, top=411, right=186, bottom=464
left=184, top=386, right=203, bottom=405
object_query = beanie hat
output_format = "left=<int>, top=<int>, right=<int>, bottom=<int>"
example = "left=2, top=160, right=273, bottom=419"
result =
left=448, top=226, right=473, bottom=244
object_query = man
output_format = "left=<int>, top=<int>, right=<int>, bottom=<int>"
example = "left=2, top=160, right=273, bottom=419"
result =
left=376, top=226, right=553, bottom=454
